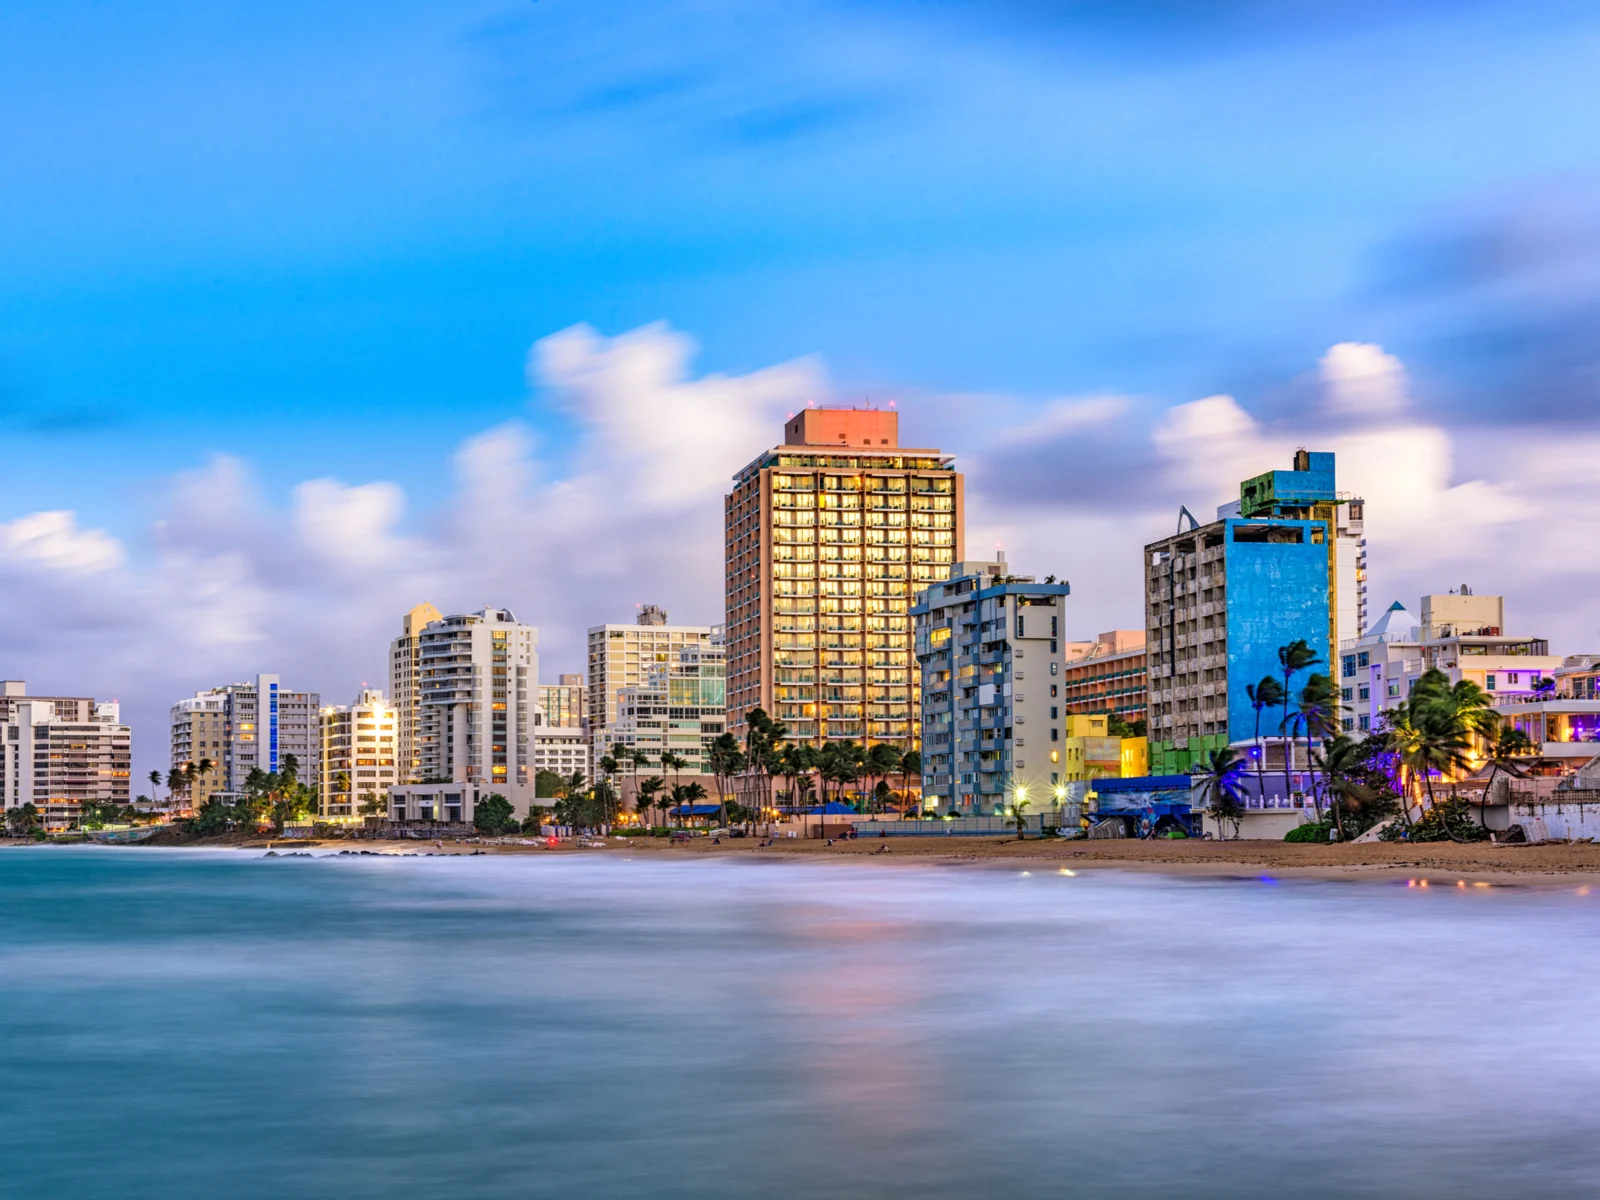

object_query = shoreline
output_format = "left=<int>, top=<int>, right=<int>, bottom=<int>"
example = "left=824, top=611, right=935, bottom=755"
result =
left=9, top=833, right=1600, bottom=887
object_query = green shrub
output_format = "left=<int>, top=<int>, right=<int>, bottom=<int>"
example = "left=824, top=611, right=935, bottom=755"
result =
left=1284, top=821, right=1333, bottom=843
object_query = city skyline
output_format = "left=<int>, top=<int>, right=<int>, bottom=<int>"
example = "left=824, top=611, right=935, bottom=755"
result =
left=3, top=2, right=1599, bottom=785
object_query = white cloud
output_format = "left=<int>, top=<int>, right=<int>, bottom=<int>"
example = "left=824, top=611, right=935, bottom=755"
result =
left=1320, top=341, right=1408, bottom=418
left=0, top=510, right=124, bottom=574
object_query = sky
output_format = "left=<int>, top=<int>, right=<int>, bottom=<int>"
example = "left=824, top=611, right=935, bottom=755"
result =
left=3, top=0, right=1599, bottom=787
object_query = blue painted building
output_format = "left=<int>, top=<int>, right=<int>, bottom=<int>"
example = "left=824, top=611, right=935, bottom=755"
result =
left=1144, top=453, right=1344, bottom=776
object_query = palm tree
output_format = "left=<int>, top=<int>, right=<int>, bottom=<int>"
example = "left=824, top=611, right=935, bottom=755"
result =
left=1277, top=639, right=1322, bottom=786
left=680, top=780, right=708, bottom=825
left=707, top=734, right=745, bottom=828
left=637, top=775, right=665, bottom=826
left=1010, top=796, right=1032, bottom=840
left=1295, top=673, right=1342, bottom=820
left=148, top=768, right=163, bottom=807
left=1197, top=747, right=1248, bottom=840
left=659, top=751, right=686, bottom=826
left=864, top=743, right=903, bottom=816
left=897, top=749, right=922, bottom=814
left=1314, top=734, right=1375, bottom=842
left=1246, top=676, right=1286, bottom=805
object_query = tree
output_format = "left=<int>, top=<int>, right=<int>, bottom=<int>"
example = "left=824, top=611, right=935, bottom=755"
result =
left=1276, top=639, right=1322, bottom=787
left=658, top=752, right=686, bottom=827
left=679, top=780, right=707, bottom=824
left=897, top=749, right=922, bottom=814
left=1010, top=796, right=1031, bottom=839
left=1295, top=673, right=1342, bottom=821
left=742, top=708, right=789, bottom=830
left=474, top=793, right=515, bottom=835
left=864, top=743, right=903, bottom=815
left=1314, top=734, right=1376, bottom=842
left=148, top=769, right=163, bottom=805
left=637, top=775, right=665, bottom=826
left=1483, top=725, right=1535, bottom=796
left=5, top=802, right=40, bottom=837
left=1198, top=747, right=1248, bottom=840
left=1533, top=675, right=1557, bottom=700
left=535, top=769, right=565, bottom=799
left=707, top=733, right=746, bottom=828
left=1246, top=676, right=1286, bottom=806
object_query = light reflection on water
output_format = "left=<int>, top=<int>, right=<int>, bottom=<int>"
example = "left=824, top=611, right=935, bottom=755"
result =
left=2, top=848, right=1599, bottom=1199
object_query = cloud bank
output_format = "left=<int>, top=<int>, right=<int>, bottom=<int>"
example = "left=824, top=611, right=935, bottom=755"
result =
left=0, top=323, right=1591, bottom=785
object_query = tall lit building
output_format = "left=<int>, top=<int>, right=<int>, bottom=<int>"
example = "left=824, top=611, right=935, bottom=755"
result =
left=587, top=609, right=717, bottom=770
left=320, top=689, right=398, bottom=817
left=417, top=607, right=538, bottom=812
left=0, top=681, right=131, bottom=830
left=605, top=639, right=727, bottom=774
left=388, top=602, right=443, bottom=783
left=534, top=673, right=589, bottom=782
left=912, top=558, right=1068, bottom=814
left=726, top=407, right=962, bottom=748
left=170, top=675, right=321, bottom=797
left=1144, top=451, right=1357, bottom=776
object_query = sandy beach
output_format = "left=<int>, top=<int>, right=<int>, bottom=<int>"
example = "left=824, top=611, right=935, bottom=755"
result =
left=11, top=832, right=1600, bottom=886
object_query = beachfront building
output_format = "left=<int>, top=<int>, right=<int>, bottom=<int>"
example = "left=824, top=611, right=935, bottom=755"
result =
left=725, top=407, right=963, bottom=751
left=1341, top=592, right=1562, bottom=735
left=587, top=609, right=717, bottom=775
left=1145, top=450, right=1365, bottom=776
left=603, top=639, right=727, bottom=775
left=1494, top=697, right=1600, bottom=773
left=1060, top=630, right=1147, bottom=726
left=170, top=675, right=321, bottom=800
left=414, top=607, right=539, bottom=815
left=319, top=689, right=398, bottom=818
left=912, top=557, right=1069, bottom=815
left=0, top=681, right=131, bottom=831
left=388, top=602, right=443, bottom=783
left=1557, top=655, right=1600, bottom=700
left=532, top=720, right=588, bottom=781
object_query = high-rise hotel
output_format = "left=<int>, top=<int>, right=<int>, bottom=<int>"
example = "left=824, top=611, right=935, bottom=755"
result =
left=725, top=408, right=962, bottom=747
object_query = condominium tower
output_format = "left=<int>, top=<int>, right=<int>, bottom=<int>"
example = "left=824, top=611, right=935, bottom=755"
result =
left=0, top=681, right=131, bottom=830
left=587, top=610, right=718, bottom=770
left=912, top=558, right=1068, bottom=813
left=170, top=675, right=321, bottom=797
left=605, top=639, right=727, bottom=774
left=416, top=607, right=538, bottom=812
left=320, top=689, right=398, bottom=817
left=388, top=602, right=443, bottom=782
left=726, top=408, right=963, bottom=748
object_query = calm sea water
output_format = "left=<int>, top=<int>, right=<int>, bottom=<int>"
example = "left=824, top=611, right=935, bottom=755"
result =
left=3, top=848, right=1599, bottom=1199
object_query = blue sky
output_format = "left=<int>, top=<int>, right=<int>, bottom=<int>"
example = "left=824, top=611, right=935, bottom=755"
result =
left=2, top=0, right=1599, bottom=778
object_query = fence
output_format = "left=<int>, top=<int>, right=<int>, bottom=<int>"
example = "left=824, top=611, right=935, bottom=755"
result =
left=859, top=809, right=1082, bottom=837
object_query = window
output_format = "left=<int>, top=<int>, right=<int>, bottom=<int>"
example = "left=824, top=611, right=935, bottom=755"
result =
left=1359, top=715, right=1370, bottom=731
left=1341, top=687, right=1352, bottom=702
left=1050, top=706, right=1058, bottom=719
left=1358, top=686, right=1369, bottom=701
left=1342, top=718, right=1353, bottom=732
left=1342, top=656, right=1356, bottom=678
left=1486, top=674, right=1496, bottom=691
left=1050, top=662, right=1058, bottom=676
left=1358, top=652, right=1369, bottom=668
left=1388, top=683, right=1400, bottom=697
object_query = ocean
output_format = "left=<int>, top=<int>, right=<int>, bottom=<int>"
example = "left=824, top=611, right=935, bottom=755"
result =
left=3, top=847, right=1599, bottom=1198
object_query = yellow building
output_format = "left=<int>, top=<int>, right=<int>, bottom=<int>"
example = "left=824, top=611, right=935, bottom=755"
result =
left=1058, top=715, right=1148, bottom=782
left=725, top=408, right=963, bottom=749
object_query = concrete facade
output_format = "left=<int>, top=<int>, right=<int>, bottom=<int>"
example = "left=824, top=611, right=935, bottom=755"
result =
left=415, top=607, right=538, bottom=814
left=913, top=558, right=1070, bottom=814
left=0, top=683, right=131, bottom=831
left=171, top=675, right=321, bottom=799
left=726, top=408, right=963, bottom=749
left=320, top=689, right=398, bottom=817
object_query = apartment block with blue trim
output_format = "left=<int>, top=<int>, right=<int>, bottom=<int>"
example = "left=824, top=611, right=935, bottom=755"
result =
left=1143, top=450, right=1361, bottom=780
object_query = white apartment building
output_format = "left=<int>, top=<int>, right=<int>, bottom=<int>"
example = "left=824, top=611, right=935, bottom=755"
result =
left=170, top=675, right=321, bottom=798
left=532, top=721, right=588, bottom=781
left=603, top=641, right=727, bottom=774
left=416, top=607, right=538, bottom=814
left=0, top=682, right=131, bottom=831
left=388, top=602, right=443, bottom=783
left=587, top=608, right=718, bottom=773
left=320, top=689, right=398, bottom=817
left=1341, top=592, right=1561, bottom=733
left=912, top=558, right=1071, bottom=815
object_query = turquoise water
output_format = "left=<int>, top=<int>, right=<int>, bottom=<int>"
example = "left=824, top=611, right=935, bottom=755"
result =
left=4, top=849, right=1600, bottom=1198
